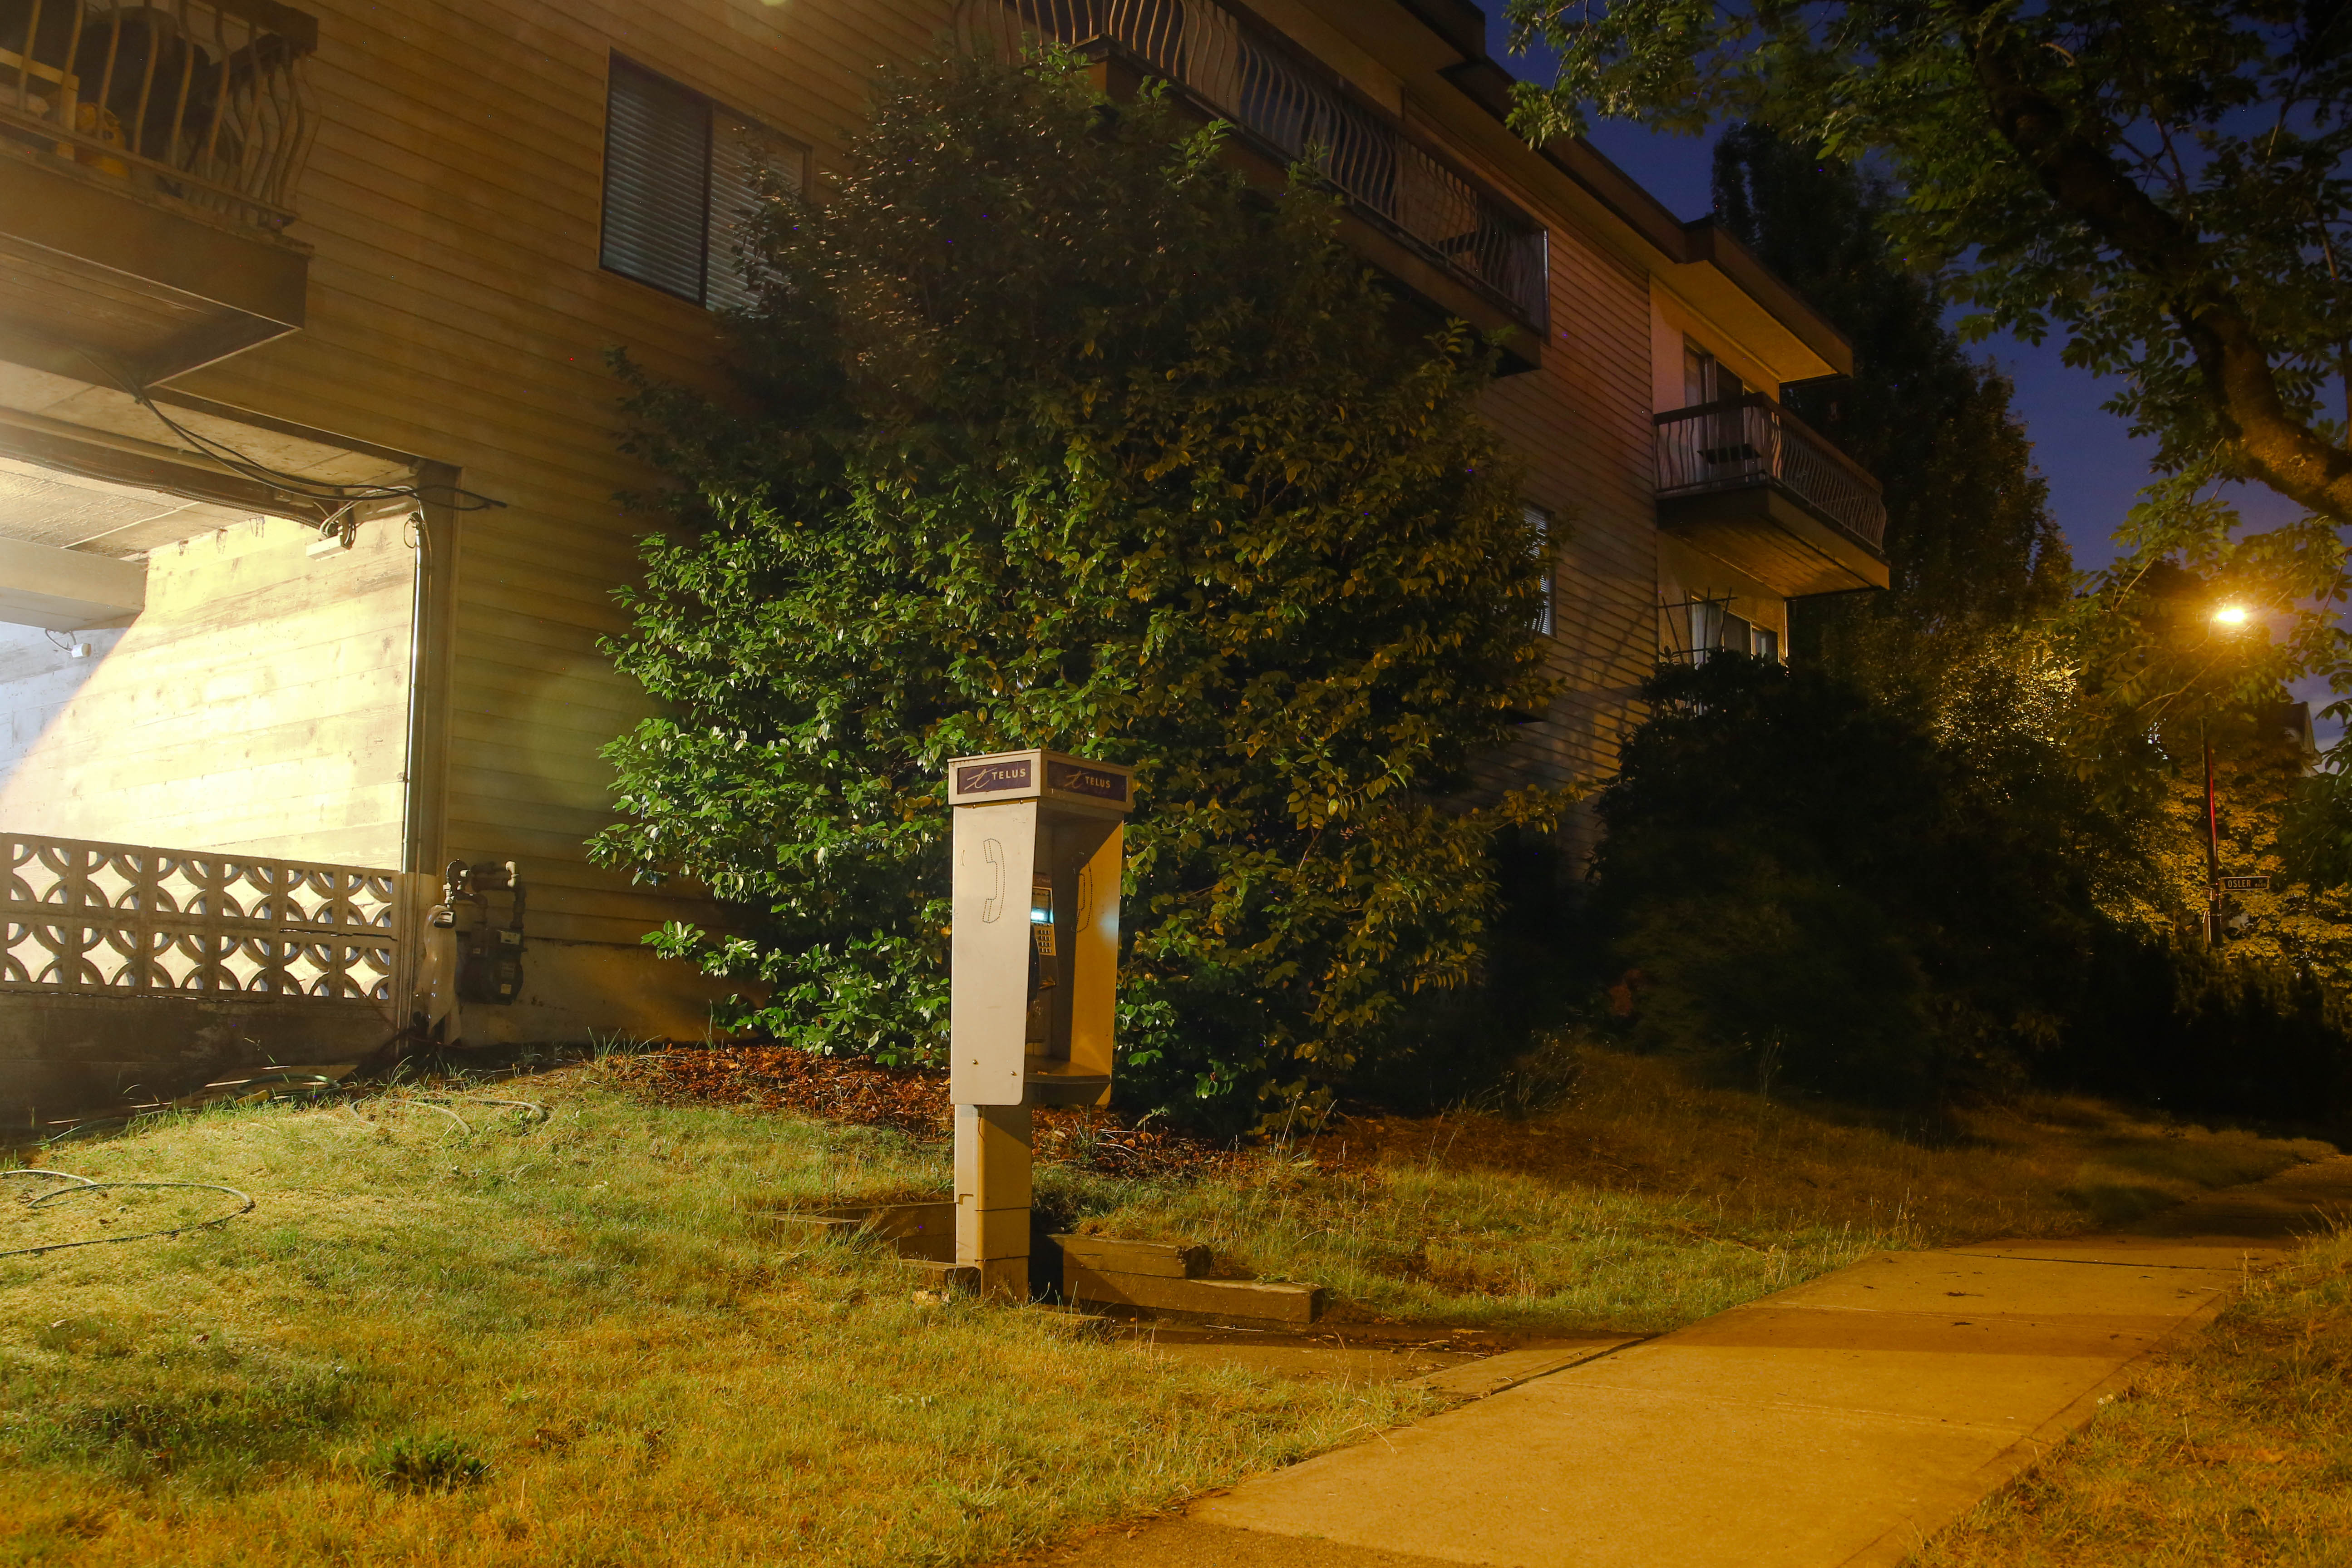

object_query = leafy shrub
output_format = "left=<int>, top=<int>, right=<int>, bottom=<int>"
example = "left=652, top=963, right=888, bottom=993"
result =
left=594, top=49, right=1559, bottom=1127
left=1591, top=655, right=2125, bottom=1105
left=2062, top=936, right=2352, bottom=1133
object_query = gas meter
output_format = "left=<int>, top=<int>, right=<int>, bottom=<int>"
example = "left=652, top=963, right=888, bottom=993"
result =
left=432, top=858, right=525, bottom=1006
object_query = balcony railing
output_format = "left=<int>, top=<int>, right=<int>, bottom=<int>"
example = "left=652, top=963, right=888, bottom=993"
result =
left=1655, top=395, right=1887, bottom=550
left=0, top=0, right=317, bottom=227
left=959, top=0, right=1549, bottom=330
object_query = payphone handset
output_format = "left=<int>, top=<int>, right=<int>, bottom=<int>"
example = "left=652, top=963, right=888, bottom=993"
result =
left=947, top=749, right=1135, bottom=1107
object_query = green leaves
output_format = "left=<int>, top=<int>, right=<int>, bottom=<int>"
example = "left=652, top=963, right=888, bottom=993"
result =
left=595, top=50, right=1561, bottom=1125
left=1507, top=0, right=2352, bottom=525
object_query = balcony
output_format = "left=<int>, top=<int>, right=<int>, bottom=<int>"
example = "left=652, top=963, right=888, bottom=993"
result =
left=960, top=0, right=1549, bottom=360
left=1654, top=395, right=1889, bottom=597
left=0, top=0, right=316, bottom=385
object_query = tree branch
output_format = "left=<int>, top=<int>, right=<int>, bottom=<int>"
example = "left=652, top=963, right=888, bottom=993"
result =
left=1967, top=30, right=2352, bottom=523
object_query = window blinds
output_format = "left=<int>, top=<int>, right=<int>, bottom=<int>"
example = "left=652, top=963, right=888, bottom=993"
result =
left=602, top=57, right=808, bottom=309
left=601, top=58, right=711, bottom=303
left=706, top=113, right=805, bottom=313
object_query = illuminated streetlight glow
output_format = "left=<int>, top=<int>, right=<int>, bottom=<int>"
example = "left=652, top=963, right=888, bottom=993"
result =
left=2213, top=604, right=2250, bottom=627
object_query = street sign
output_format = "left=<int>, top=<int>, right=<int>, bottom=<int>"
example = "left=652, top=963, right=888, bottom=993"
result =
left=2219, top=875, right=2271, bottom=892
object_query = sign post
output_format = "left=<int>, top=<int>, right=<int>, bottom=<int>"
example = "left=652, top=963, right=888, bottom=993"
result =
left=946, top=749, right=1135, bottom=1298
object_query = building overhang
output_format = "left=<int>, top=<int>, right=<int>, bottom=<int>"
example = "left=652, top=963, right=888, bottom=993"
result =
left=0, top=535, right=146, bottom=629
left=0, top=145, right=311, bottom=387
left=1659, top=485, right=1890, bottom=598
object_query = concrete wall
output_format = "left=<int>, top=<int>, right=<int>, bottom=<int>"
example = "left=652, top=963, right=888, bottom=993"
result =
left=0, top=515, right=414, bottom=866
left=0, top=623, right=126, bottom=785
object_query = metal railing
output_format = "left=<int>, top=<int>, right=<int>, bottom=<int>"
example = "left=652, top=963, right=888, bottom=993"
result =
left=958, top=0, right=1549, bottom=329
left=0, top=0, right=317, bottom=227
left=1655, top=394, right=1887, bottom=550
left=2, top=832, right=399, bottom=998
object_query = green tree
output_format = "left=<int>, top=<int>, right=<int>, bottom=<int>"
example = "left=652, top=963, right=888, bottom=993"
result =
left=592, top=51, right=1560, bottom=1128
left=1593, top=655, right=2132, bottom=1106
left=1711, top=124, right=2069, bottom=636
left=1505, top=1, right=2352, bottom=528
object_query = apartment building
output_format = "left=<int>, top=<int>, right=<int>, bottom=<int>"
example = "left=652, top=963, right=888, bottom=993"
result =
left=0, top=0, right=1884, bottom=1127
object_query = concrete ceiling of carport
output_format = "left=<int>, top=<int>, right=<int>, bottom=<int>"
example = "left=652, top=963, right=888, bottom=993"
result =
left=0, top=456, right=263, bottom=558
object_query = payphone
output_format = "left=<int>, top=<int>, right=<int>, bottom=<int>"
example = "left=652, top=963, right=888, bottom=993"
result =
left=947, top=749, right=1134, bottom=1297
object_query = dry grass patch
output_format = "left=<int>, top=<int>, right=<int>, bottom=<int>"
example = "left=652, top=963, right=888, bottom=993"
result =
left=1307, top=1047, right=2331, bottom=1242
left=1909, top=1223, right=2352, bottom=1567
left=1037, top=1047, right=2332, bottom=1333
left=0, top=1077, right=1428, bottom=1568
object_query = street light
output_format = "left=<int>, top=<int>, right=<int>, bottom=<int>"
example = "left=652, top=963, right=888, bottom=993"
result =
left=2203, top=603, right=2249, bottom=944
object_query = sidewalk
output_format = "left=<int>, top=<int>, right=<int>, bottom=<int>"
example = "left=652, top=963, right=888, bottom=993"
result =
left=1034, top=1158, right=2352, bottom=1568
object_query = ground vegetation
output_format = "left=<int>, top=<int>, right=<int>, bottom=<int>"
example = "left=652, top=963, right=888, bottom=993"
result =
left=2, top=1049, right=2324, bottom=1568
left=0, top=1072, right=1423, bottom=1568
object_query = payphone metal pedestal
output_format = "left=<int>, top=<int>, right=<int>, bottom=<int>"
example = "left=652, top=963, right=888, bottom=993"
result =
left=947, top=749, right=1135, bottom=1299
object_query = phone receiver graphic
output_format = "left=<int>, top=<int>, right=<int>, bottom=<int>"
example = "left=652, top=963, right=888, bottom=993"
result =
left=981, top=838, right=1004, bottom=922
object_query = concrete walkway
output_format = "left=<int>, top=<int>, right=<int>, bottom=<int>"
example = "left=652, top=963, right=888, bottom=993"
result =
left=1034, top=1157, right=2352, bottom=1568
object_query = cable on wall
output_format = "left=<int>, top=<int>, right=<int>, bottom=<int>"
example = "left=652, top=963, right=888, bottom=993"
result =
left=93, top=360, right=507, bottom=543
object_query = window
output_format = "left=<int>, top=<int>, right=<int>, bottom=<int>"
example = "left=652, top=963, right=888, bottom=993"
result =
left=601, top=56, right=807, bottom=310
left=1681, top=340, right=1744, bottom=407
left=1528, top=505, right=1555, bottom=636
left=1671, top=597, right=1780, bottom=663
left=1683, top=597, right=1722, bottom=661
left=1720, top=609, right=1752, bottom=656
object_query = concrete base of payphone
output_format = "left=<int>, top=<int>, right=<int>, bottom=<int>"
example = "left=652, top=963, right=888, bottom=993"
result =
left=774, top=1218, right=1328, bottom=1327
left=957, top=1102, right=1035, bottom=1300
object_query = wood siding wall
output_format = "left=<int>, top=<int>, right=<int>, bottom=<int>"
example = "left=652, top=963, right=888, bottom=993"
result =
left=27, top=0, right=1687, bottom=1038
left=1480, top=235, right=1659, bottom=819
left=148, top=0, right=963, bottom=1037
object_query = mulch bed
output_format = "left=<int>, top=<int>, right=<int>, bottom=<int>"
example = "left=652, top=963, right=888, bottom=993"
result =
left=603, top=1045, right=1239, bottom=1181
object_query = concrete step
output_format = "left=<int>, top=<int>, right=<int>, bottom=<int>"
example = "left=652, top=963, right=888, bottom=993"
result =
left=758, top=1202, right=1326, bottom=1324
left=1049, top=1233, right=1211, bottom=1278
left=1065, top=1263, right=1326, bottom=1325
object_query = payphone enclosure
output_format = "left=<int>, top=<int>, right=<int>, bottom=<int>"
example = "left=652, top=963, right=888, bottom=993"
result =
left=947, top=750, right=1134, bottom=1108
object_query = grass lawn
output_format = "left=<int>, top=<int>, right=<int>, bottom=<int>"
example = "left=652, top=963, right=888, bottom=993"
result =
left=1911, top=1223, right=2352, bottom=1567
left=2, top=1078, right=1427, bottom=1567
left=1, top=1045, right=2333, bottom=1567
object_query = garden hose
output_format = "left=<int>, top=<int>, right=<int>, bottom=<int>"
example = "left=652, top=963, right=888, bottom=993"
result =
left=0, top=1170, right=256, bottom=1259
left=5, top=1088, right=547, bottom=1260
